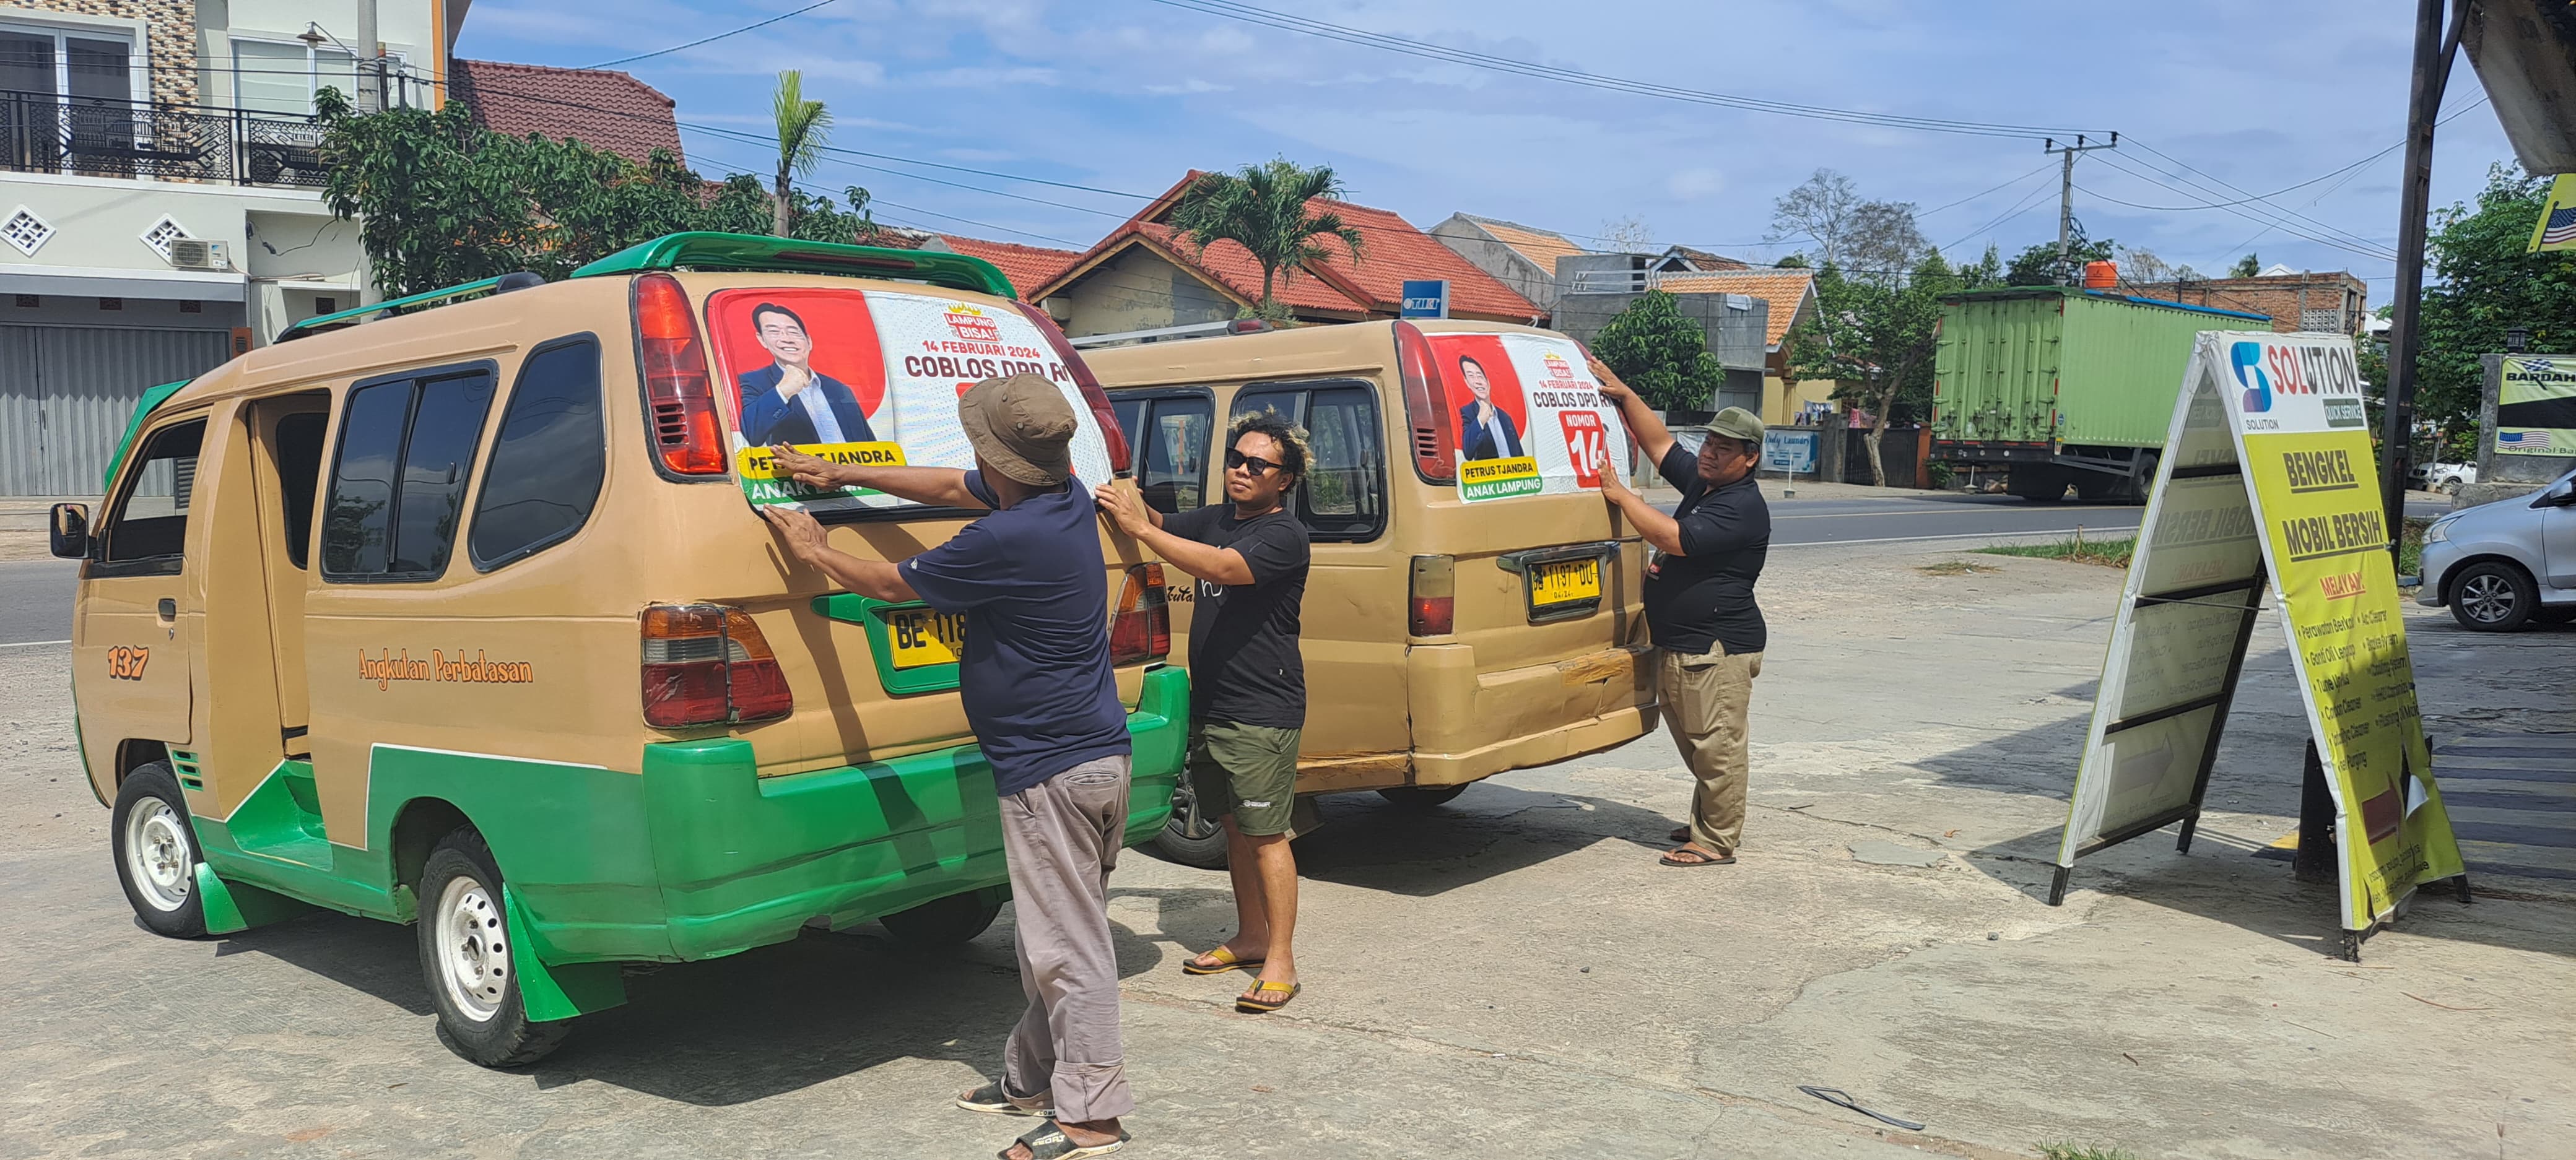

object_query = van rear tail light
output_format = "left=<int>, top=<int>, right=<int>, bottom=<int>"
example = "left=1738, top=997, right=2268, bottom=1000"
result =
left=1109, top=563, right=1171, bottom=666
left=641, top=604, right=793, bottom=727
left=1395, top=321, right=1458, bottom=483
left=633, top=272, right=726, bottom=476
left=1409, top=554, right=1455, bottom=636
left=1009, top=300, right=1132, bottom=476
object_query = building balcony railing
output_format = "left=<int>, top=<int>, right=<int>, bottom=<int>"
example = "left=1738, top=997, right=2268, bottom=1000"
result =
left=0, top=89, right=330, bottom=188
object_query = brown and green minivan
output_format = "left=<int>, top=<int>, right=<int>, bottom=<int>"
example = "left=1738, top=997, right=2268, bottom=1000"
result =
left=56, top=233, right=1186, bottom=1067
left=1084, top=319, right=1658, bottom=866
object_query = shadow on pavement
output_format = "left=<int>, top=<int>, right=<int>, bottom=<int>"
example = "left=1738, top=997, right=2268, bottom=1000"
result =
left=1289, top=779, right=1682, bottom=897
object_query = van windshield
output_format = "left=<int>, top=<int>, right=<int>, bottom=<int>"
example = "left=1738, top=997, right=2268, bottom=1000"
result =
left=702, top=287, right=1115, bottom=515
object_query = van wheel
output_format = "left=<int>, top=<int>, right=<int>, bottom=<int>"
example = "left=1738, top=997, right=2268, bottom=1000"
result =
left=1377, top=784, right=1469, bottom=809
left=879, top=891, right=1002, bottom=947
left=112, top=761, right=208, bottom=939
left=417, top=828, right=568, bottom=1068
left=1152, top=782, right=1230, bottom=869
left=2448, top=561, right=2536, bottom=632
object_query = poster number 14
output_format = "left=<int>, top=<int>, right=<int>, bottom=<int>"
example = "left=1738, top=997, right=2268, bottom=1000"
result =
left=1560, top=411, right=1607, bottom=488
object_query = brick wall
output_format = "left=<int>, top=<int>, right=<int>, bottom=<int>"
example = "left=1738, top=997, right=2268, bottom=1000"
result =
left=2120, top=271, right=2370, bottom=335
left=11, top=0, right=199, bottom=106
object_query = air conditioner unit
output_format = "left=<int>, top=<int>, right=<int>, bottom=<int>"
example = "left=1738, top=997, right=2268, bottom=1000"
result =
left=167, top=238, right=229, bottom=271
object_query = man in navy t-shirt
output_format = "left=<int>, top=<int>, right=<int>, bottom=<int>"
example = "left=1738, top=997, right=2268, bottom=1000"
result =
left=762, top=374, right=1136, bottom=1160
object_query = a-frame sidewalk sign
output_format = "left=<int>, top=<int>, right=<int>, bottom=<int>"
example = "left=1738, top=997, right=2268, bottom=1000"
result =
left=2050, top=330, right=2468, bottom=960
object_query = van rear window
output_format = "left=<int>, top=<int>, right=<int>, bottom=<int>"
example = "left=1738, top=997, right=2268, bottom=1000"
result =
left=701, top=288, right=1113, bottom=516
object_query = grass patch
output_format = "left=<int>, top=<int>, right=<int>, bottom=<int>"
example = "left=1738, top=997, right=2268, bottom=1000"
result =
left=2037, top=1146, right=2136, bottom=1160
left=1917, top=560, right=2001, bottom=576
left=1977, top=532, right=2136, bottom=568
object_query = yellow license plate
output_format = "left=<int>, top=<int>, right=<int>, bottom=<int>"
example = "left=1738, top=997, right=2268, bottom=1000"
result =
left=884, top=607, right=966, bottom=669
left=1529, top=558, right=1602, bottom=607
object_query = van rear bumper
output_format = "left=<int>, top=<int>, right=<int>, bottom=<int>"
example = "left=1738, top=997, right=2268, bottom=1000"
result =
left=1403, top=643, right=1656, bottom=787
left=524, top=665, right=1188, bottom=965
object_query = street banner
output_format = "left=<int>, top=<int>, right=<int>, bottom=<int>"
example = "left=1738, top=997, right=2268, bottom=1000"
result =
left=1762, top=428, right=1819, bottom=474
left=2496, top=356, right=2576, bottom=456
left=703, top=287, right=1113, bottom=512
left=2055, top=331, right=2465, bottom=943
left=2527, top=172, right=2576, bottom=253
left=1428, top=331, right=1629, bottom=504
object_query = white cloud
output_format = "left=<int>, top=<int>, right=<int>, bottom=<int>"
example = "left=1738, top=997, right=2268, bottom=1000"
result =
left=1666, top=167, right=1725, bottom=200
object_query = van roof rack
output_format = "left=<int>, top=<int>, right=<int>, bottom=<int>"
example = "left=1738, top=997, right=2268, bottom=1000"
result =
left=274, top=233, right=1016, bottom=345
left=570, top=232, right=1016, bottom=299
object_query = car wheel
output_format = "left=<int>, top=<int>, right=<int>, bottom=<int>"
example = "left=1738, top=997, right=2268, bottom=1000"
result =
left=1151, top=782, right=1230, bottom=869
left=2448, top=561, right=2536, bottom=631
left=111, top=761, right=209, bottom=939
left=879, top=891, right=1001, bottom=947
left=1376, top=784, right=1470, bottom=808
left=417, top=828, right=570, bottom=1068
left=2439, top=476, right=2463, bottom=495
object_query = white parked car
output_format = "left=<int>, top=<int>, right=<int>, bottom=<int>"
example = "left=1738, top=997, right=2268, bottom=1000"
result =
left=2416, top=469, right=2576, bottom=631
left=2416, top=461, right=2478, bottom=495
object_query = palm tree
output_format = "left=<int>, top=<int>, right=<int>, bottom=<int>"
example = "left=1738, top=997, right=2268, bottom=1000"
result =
left=770, top=71, right=831, bottom=237
left=1168, top=158, right=1364, bottom=319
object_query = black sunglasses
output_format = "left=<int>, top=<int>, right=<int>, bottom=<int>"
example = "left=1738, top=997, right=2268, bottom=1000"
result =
left=1225, top=449, right=1285, bottom=476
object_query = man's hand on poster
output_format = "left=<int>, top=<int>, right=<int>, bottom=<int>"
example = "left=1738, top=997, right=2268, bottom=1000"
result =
left=1597, top=444, right=1635, bottom=504
left=1589, top=358, right=1631, bottom=404
left=760, top=504, right=829, bottom=563
left=767, top=443, right=851, bottom=490
left=775, top=362, right=814, bottom=400
left=760, top=503, right=918, bottom=602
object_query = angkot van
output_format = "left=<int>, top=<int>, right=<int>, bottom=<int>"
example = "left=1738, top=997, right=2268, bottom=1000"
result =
left=55, top=233, right=1185, bottom=1067
left=1083, top=319, right=1656, bottom=866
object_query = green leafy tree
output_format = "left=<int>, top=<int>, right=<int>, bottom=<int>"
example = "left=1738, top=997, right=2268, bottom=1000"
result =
left=2414, top=163, right=2576, bottom=431
left=1591, top=290, right=1725, bottom=412
left=771, top=70, right=832, bottom=237
left=2006, top=223, right=2115, bottom=286
left=2230, top=253, right=2263, bottom=279
left=1169, top=158, right=1364, bottom=319
left=1787, top=251, right=1962, bottom=485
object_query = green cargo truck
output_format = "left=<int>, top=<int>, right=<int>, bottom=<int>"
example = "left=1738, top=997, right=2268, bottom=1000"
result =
left=1931, top=287, right=2274, bottom=501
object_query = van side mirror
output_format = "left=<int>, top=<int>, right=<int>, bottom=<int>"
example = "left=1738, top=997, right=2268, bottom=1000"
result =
left=49, top=503, right=89, bottom=559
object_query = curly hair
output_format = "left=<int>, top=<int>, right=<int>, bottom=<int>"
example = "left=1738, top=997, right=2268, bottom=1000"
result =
left=1228, top=410, right=1312, bottom=482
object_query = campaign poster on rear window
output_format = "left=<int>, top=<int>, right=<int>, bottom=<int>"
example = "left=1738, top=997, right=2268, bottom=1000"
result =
left=703, top=288, right=1111, bottom=511
left=1428, top=332, right=1628, bottom=503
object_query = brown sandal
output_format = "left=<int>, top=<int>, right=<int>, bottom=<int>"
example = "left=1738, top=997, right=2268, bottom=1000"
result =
left=1660, top=846, right=1735, bottom=867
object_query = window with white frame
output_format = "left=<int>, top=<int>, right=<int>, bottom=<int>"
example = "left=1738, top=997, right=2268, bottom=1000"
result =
left=0, top=20, right=141, bottom=104
left=233, top=37, right=359, bottom=116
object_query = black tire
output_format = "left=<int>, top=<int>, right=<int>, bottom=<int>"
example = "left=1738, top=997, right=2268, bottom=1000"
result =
left=2071, top=473, right=2120, bottom=503
left=2008, top=468, right=2067, bottom=503
left=1376, top=784, right=1469, bottom=808
left=111, top=761, right=209, bottom=939
left=1151, top=781, right=1230, bottom=869
left=879, top=891, right=1002, bottom=947
left=416, top=828, right=569, bottom=1068
left=2447, top=561, right=2538, bottom=632
left=2439, top=476, right=2464, bottom=496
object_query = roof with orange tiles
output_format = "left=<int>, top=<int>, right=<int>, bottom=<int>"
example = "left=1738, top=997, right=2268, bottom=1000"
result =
left=1655, top=269, right=1817, bottom=348
left=450, top=59, right=683, bottom=168
left=932, top=235, right=1081, bottom=297
left=1032, top=175, right=1544, bottom=322
left=1462, top=216, right=1588, bottom=279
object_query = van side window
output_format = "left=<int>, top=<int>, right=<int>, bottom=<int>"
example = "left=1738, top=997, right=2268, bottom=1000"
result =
left=1234, top=384, right=1386, bottom=542
left=1140, top=397, right=1212, bottom=513
left=99, top=418, right=206, bottom=570
left=323, top=367, right=497, bottom=582
left=274, top=412, right=328, bottom=569
left=470, top=338, right=605, bottom=569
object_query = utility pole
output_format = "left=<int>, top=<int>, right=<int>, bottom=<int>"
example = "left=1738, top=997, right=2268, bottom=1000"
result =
left=2380, top=0, right=2469, bottom=555
left=2044, top=134, right=2119, bottom=284
left=354, top=0, right=381, bottom=113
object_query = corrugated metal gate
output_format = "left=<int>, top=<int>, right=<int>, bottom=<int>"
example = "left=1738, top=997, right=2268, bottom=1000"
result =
left=0, top=325, right=233, bottom=496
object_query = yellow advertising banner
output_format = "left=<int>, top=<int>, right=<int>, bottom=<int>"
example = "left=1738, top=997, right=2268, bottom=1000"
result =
left=2058, top=332, right=2465, bottom=940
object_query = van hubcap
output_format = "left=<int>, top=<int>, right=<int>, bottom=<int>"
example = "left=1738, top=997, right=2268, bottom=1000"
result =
left=2460, top=574, right=2516, bottom=623
left=124, top=800, right=192, bottom=912
left=435, top=876, right=510, bottom=1022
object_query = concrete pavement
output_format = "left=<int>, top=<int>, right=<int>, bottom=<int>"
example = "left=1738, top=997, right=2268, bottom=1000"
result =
left=6, top=539, right=2573, bottom=1159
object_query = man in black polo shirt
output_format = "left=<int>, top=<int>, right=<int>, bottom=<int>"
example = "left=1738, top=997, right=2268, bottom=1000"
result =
left=1591, top=358, right=1770, bottom=867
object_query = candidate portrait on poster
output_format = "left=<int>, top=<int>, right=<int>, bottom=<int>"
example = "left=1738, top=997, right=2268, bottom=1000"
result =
left=1455, top=353, right=1525, bottom=461
left=737, top=301, right=878, bottom=446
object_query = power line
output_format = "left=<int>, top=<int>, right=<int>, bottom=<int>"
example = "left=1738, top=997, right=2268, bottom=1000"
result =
left=581, top=0, right=847, bottom=70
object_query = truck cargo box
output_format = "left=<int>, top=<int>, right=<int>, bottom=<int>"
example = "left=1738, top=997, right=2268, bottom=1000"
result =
left=1932, top=287, right=2273, bottom=448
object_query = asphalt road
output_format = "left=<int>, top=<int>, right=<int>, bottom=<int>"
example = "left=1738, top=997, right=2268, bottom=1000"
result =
left=0, top=561, right=74, bottom=648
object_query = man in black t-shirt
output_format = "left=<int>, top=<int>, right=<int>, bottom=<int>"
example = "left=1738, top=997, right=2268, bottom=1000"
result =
left=1591, top=358, right=1770, bottom=868
left=1097, top=413, right=1312, bottom=1014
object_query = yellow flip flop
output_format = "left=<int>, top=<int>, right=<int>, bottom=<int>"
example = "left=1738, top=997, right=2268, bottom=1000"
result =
left=1236, top=980, right=1300, bottom=1013
left=1181, top=946, right=1264, bottom=976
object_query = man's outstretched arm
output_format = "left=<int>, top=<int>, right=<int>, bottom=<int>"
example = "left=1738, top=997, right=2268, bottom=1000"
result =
left=767, top=445, right=989, bottom=510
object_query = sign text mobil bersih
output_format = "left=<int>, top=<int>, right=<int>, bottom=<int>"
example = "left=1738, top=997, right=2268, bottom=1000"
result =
left=2053, top=331, right=2465, bottom=959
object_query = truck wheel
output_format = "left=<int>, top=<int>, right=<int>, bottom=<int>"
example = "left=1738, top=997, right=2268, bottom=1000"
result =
left=111, top=761, right=208, bottom=939
left=2448, top=561, right=2536, bottom=632
left=417, top=828, right=569, bottom=1068
left=2071, top=474, right=2120, bottom=503
left=880, top=891, right=1003, bottom=947
left=1151, top=782, right=1230, bottom=869
left=1377, top=784, right=1469, bottom=808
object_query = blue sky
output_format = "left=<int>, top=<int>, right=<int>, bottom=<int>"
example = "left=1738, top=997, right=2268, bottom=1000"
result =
left=454, top=0, right=2519, bottom=299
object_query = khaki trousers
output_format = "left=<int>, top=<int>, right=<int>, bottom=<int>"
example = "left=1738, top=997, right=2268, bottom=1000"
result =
left=999, top=755, right=1135, bottom=1123
left=1658, top=646, right=1762, bottom=855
